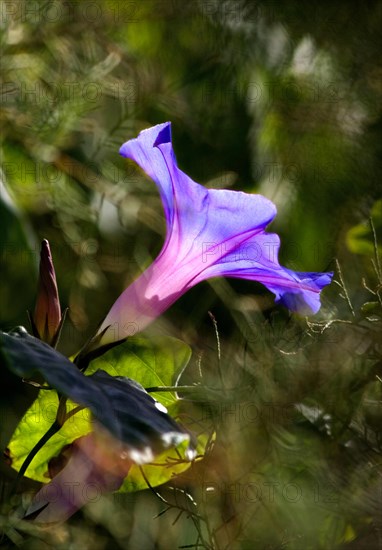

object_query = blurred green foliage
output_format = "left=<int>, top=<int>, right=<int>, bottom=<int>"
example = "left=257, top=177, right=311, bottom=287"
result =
left=1, top=0, right=382, bottom=548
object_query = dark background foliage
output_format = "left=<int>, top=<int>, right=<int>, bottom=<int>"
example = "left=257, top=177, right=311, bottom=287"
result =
left=1, top=1, right=382, bottom=548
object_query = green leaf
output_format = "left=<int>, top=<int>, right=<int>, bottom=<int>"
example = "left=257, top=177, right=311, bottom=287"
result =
left=85, top=336, right=203, bottom=491
left=10, top=394, right=208, bottom=491
left=86, top=335, right=192, bottom=406
left=9, top=392, right=92, bottom=482
left=2, top=330, right=194, bottom=483
left=121, top=418, right=210, bottom=492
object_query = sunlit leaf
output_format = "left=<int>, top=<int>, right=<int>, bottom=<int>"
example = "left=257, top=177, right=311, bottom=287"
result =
left=122, top=423, right=210, bottom=492
left=86, top=335, right=192, bottom=405
left=9, top=391, right=92, bottom=482
left=1, top=330, right=194, bottom=483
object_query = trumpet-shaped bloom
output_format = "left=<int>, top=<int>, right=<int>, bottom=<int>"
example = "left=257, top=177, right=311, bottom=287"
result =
left=97, top=123, right=332, bottom=345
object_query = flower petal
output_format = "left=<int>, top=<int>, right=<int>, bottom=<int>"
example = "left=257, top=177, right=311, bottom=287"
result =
left=120, top=123, right=277, bottom=259
left=192, top=232, right=333, bottom=314
left=98, top=123, right=333, bottom=344
left=25, top=433, right=130, bottom=523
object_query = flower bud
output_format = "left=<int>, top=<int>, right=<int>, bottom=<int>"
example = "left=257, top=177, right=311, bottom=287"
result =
left=33, top=239, right=61, bottom=344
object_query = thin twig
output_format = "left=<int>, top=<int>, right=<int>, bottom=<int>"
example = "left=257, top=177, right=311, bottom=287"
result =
left=370, top=217, right=382, bottom=281
left=139, top=468, right=211, bottom=548
left=10, top=421, right=60, bottom=496
left=10, top=395, right=68, bottom=496
left=208, top=312, right=225, bottom=391
left=335, top=259, right=355, bottom=317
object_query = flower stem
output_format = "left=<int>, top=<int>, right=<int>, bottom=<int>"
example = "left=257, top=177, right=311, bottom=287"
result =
left=10, top=395, right=68, bottom=496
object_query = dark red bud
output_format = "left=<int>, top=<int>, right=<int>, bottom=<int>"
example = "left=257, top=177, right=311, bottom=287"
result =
left=33, top=239, right=61, bottom=344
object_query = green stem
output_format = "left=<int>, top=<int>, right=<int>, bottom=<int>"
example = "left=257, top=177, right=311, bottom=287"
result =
left=10, top=396, right=68, bottom=495
left=145, top=385, right=201, bottom=393
left=12, top=420, right=60, bottom=491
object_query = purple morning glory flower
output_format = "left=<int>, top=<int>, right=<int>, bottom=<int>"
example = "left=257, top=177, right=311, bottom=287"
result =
left=97, top=123, right=332, bottom=345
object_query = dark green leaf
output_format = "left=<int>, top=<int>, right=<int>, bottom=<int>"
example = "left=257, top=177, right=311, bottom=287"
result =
left=1, top=330, right=194, bottom=465
left=86, top=335, right=192, bottom=406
